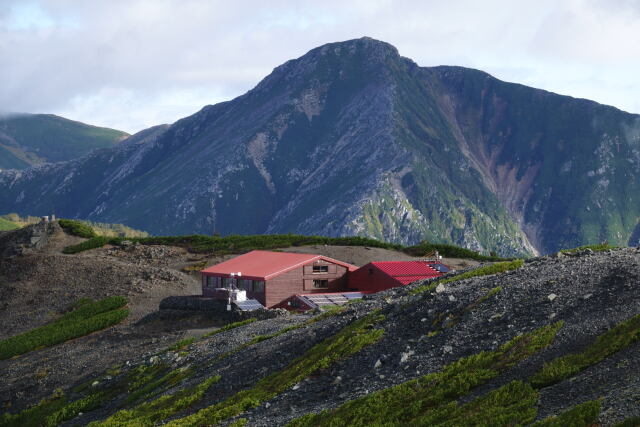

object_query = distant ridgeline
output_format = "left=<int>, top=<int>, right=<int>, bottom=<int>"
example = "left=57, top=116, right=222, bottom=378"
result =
left=2, top=39, right=640, bottom=256
left=0, top=113, right=128, bottom=170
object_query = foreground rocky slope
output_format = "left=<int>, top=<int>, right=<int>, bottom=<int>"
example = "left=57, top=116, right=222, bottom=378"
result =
left=2, top=38, right=639, bottom=255
left=1, top=224, right=638, bottom=425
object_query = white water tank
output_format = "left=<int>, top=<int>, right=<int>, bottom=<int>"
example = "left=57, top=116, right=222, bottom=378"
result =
left=229, top=289, right=247, bottom=302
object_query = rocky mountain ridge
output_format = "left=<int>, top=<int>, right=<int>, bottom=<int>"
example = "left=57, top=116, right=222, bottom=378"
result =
left=1, top=38, right=639, bottom=255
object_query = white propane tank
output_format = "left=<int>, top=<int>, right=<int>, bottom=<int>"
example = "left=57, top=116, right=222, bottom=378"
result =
left=231, top=289, right=247, bottom=302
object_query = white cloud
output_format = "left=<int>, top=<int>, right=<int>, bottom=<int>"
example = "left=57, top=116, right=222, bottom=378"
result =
left=0, top=0, right=638, bottom=133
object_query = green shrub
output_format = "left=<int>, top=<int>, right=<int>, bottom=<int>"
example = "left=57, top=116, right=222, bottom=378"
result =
left=2, top=355, right=199, bottom=426
left=60, top=230, right=508, bottom=261
left=59, top=219, right=97, bottom=238
left=288, top=322, right=562, bottom=427
left=404, top=241, right=507, bottom=261
left=0, top=296, right=129, bottom=359
left=125, top=367, right=193, bottom=404
left=0, top=392, right=67, bottom=427
left=0, top=390, right=105, bottom=427
left=531, top=313, right=640, bottom=388
left=58, top=296, right=128, bottom=324
left=63, top=236, right=115, bottom=254
left=560, top=243, right=614, bottom=254
left=165, top=312, right=386, bottom=426
left=77, top=220, right=149, bottom=238
left=411, top=259, right=524, bottom=294
left=614, top=416, right=640, bottom=427
left=91, top=376, right=220, bottom=427
left=412, top=380, right=539, bottom=426
left=116, top=233, right=401, bottom=254
left=531, top=399, right=601, bottom=427
left=43, top=393, right=105, bottom=427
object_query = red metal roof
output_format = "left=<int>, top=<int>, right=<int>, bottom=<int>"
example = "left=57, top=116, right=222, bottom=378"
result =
left=372, top=261, right=443, bottom=285
left=201, top=250, right=358, bottom=280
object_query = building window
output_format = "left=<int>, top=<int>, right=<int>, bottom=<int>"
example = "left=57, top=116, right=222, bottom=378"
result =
left=239, top=279, right=252, bottom=291
left=313, top=279, right=329, bottom=289
left=252, top=281, right=265, bottom=293
left=313, top=265, right=329, bottom=273
left=206, top=276, right=223, bottom=288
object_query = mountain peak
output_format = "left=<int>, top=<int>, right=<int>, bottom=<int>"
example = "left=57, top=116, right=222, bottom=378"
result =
left=3, top=39, right=640, bottom=256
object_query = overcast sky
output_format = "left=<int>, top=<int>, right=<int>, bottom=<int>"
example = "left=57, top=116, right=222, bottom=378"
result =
left=1, top=0, right=639, bottom=134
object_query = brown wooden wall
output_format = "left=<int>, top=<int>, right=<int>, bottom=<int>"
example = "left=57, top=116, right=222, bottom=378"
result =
left=348, top=263, right=402, bottom=293
left=264, top=259, right=349, bottom=308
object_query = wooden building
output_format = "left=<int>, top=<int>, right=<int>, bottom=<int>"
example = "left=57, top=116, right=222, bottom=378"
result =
left=349, top=260, right=450, bottom=293
left=201, top=250, right=357, bottom=308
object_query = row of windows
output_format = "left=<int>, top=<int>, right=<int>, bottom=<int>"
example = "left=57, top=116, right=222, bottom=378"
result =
left=205, top=276, right=329, bottom=291
left=238, top=279, right=265, bottom=293
left=204, top=276, right=265, bottom=293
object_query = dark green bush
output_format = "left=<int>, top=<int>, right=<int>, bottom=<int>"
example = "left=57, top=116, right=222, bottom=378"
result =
left=560, top=243, right=614, bottom=254
left=62, top=232, right=502, bottom=263
left=165, top=312, right=386, bottom=426
left=63, top=236, right=115, bottom=254
left=288, top=322, right=562, bottom=427
left=59, top=219, right=97, bottom=238
left=531, top=313, right=640, bottom=388
left=404, top=241, right=508, bottom=261
left=532, top=399, right=601, bottom=427
left=121, top=233, right=403, bottom=254
left=614, top=416, right=640, bottom=427
left=91, top=375, right=220, bottom=426
left=0, top=296, right=129, bottom=359
left=412, top=381, right=538, bottom=426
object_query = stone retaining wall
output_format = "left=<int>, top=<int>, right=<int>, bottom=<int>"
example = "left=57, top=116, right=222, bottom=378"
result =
left=158, top=295, right=288, bottom=321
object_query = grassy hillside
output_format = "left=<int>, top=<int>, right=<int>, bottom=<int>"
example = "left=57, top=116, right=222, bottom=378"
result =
left=0, top=113, right=128, bottom=169
left=0, top=217, right=20, bottom=231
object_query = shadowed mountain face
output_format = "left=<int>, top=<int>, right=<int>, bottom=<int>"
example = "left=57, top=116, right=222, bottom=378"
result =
left=0, top=113, right=128, bottom=170
left=1, top=38, right=639, bottom=256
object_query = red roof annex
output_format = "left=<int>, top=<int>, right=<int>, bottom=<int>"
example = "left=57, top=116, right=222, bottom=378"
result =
left=371, top=260, right=442, bottom=285
left=201, top=250, right=358, bottom=280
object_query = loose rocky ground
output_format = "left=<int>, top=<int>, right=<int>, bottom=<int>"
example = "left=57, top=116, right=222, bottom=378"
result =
left=228, top=248, right=640, bottom=426
left=1, top=223, right=478, bottom=422
left=1, top=224, right=638, bottom=425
